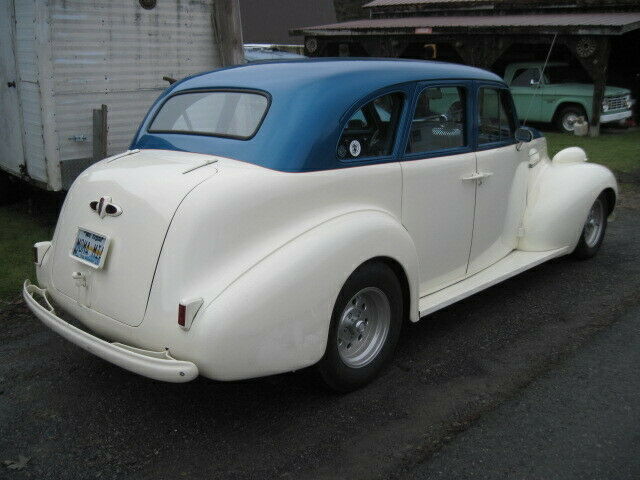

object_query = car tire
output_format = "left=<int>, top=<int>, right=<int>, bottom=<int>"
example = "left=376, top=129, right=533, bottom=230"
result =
left=555, top=105, right=587, bottom=134
left=318, top=261, right=403, bottom=392
left=572, top=194, right=608, bottom=260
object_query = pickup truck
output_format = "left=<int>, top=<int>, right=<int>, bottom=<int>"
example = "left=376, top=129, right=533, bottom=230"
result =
left=504, top=62, right=634, bottom=133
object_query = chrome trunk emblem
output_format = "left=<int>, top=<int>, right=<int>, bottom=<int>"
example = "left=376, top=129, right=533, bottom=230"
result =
left=89, top=196, right=122, bottom=218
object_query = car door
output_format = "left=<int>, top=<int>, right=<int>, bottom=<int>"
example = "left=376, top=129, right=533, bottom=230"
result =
left=467, top=85, right=529, bottom=276
left=509, top=67, right=543, bottom=122
left=400, top=82, right=476, bottom=296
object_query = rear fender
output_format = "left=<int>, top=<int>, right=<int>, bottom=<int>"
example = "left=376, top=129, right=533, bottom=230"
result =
left=188, top=210, right=419, bottom=381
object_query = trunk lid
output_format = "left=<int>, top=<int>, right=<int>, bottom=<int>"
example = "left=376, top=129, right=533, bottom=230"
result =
left=51, top=149, right=219, bottom=327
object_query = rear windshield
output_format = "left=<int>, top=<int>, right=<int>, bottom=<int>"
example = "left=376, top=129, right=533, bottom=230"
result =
left=149, top=90, right=269, bottom=139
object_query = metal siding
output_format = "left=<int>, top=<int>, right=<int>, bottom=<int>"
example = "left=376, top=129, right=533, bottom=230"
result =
left=49, top=0, right=221, bottom=162
left=15, top=0, right=47, bottom=182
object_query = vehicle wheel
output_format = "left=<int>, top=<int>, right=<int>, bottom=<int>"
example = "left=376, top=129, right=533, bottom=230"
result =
left=318, top=262, right=403, bottom=392
left=0, top=170, right=20, bottom=205
left=572, top=194, right=608, bottom=260
left=555, top=105, right=587, bottom=134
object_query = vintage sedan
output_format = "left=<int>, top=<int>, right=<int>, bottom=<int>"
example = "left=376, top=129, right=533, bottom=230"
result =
left=24, top=59, right=617, bottom=391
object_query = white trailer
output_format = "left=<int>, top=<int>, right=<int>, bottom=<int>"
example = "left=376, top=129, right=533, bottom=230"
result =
left=0, top=0, right=242, bottom=194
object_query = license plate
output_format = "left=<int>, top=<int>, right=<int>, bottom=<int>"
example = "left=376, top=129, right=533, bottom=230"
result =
left=71, top=228, right=111, bottom=269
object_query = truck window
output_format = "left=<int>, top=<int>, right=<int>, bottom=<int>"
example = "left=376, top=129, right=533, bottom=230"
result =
left=478, top=88, right=515, bottom=145
left=406, top=86, right=466, bottom=154
left=511, top=68, right=541, bottom=87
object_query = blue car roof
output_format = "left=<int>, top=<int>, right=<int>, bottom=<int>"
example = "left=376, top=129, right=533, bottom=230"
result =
left=131, top=59, right=505, bottom=172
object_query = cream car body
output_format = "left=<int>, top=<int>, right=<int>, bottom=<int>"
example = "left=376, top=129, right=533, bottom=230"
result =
left=25, top=60, right=617, bottom=385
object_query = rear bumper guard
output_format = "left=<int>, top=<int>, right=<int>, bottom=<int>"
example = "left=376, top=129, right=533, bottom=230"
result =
left=23, top=280, right=198, bottom=383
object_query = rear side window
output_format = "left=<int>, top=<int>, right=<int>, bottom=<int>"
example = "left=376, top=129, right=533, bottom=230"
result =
left=337, top=92, right=404, bottom=160
left=478, top=88, right=515, bottom=145
left=406, top=86, right=466, bottom=154
left=149, top=91, right=269, bottom=139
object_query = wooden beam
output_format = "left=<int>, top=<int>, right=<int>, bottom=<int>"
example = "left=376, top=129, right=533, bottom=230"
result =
left=92, top=104, right=107, bottom=162
left=212, top=0, right=244, bottom=66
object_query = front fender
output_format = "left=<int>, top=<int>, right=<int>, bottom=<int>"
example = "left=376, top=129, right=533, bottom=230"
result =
left=519, top=160, right=617, bottom=252
left=550, top=97, right=592, bottom=121
left=188, top=210, right=419, bottom=381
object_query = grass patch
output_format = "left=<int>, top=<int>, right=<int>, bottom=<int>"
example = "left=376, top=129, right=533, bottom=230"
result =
left=544, top=129, right=640, bottom=175
left=0, top=194, right=59, bottom=303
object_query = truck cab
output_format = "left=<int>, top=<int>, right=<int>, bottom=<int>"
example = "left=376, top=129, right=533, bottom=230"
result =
left=504, top=62, right=634, bottom=133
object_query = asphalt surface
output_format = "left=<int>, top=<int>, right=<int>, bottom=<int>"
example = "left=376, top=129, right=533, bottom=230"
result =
left=1, top=193, right=639, bottom=480
left=407, top=305, right=640, bottom=480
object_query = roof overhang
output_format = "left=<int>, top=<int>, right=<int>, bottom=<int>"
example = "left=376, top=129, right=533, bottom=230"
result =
left=291, top=12, right=640, bottom=37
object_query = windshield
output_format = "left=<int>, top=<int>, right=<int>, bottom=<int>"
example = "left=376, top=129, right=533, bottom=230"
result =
left=149, top=91, right=269, bottom=139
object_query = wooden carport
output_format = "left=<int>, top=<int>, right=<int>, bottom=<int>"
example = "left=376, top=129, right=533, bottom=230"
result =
left=292, top=5, right=640, bottom=135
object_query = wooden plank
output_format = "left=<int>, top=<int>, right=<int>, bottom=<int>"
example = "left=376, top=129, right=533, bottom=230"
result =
left=212, top=0, right=244, bottom=66
left=92, top=104, right=108, bottom=162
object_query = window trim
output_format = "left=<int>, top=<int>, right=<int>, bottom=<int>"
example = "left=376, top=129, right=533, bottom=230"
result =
left=475, top=84, right=517, bottom=151
left=147, top=88, right=272, bottom=141
left=336, top=88, right=408, bottom=165
left=401, top=80, right=473, bottom=162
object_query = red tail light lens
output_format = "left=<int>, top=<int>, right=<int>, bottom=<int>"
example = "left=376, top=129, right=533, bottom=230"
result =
left=178, top=304, right=186, bottom=327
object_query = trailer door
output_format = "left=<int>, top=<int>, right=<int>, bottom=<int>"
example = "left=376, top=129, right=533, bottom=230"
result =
left=0, top=0, right=25, bottom=177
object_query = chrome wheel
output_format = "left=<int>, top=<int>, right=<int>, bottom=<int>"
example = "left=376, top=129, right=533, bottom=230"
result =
left=337, top=287, right=390, bottom=368
left=583, top=198, right=605, bottom=248
left=562, top=113, right=579, bottom=132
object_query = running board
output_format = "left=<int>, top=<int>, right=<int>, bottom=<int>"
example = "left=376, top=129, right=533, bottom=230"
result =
left=418, top=247, right=571, bottom=318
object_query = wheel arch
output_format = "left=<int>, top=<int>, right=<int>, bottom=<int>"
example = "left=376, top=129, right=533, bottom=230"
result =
left=361, top=256, right=412, bottom=324
left=601, top=187, right=617, bottom=216
left=553, top=101, right=590, bottom=123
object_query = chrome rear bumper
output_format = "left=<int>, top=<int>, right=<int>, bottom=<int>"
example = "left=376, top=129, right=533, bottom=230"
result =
left=23, top=280, right=198, bottom=382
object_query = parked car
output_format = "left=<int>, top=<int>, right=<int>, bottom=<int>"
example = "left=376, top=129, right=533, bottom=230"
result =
left=505, top=62, right=634, bottom=133
left=24, top=59, right=617, bottom=391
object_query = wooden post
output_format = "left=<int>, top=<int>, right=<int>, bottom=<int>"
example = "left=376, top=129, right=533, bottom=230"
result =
left=572, top=36, right=610, bottom=137
left=212, top=0, right=244, bottom=66
left=92, top=104, right=107, bottom=162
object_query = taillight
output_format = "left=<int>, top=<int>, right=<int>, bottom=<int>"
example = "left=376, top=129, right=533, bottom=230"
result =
left=178, top=304, right=187, bottom=327
left=178, top=298, right=203, bottom=330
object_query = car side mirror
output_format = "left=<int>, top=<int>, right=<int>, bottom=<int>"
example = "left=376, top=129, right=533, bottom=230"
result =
left=515, top=126, right=534, bottom=144
left=529, top=78, right=540, bottom=87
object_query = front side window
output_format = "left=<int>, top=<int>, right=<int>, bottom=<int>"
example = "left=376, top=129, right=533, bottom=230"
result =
left=406, top=86, right=466, bottom=154
left=478, top=88, right=515, bottom=145
left=337, top=92, right=403, bottom=160
left=511, top=68, right=541, bottom=87
left=149, top=91, right=269, bottom=139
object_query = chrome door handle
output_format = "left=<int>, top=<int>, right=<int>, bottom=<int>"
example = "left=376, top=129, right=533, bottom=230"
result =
left=461, top=171, right=493, bottom=181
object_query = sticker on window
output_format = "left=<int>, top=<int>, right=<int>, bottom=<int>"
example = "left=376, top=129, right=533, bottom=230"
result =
left=349, top=140, right=362, bottom=157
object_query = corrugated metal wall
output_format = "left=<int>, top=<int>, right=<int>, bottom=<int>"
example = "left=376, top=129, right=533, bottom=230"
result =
left=49, top=0, right=221, bottom=162
left=15, top=0, right=47, bottom=182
